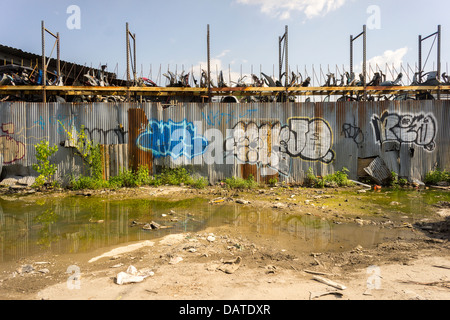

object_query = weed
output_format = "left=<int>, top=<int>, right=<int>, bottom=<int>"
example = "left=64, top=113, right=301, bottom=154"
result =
left=32, top=140, right=58, bottom=187
left=70, top=175, right=109, bottom=190
left=268, top=178, right=278, bottom=187
left=305, top=167, right=353, bottom=188
left=224, top=175, right=258, bottom=190
left=190, top=177, right=208, bottom=189
left=424, top=169, right=450, bottom=185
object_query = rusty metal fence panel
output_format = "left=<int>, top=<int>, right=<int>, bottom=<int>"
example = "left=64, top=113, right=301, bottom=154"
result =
left=0, top=100, right=448, bottom=185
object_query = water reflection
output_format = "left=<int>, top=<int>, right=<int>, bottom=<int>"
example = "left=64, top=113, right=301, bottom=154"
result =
left=0, top=189, right=448, bottom=263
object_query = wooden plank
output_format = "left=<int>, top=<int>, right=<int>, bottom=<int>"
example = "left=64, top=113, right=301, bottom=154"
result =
left=113, top=144, right=119, bottom=177
left=118, top=144, right=124, bottom=174
left=313, top=276, right=347, bottom=290
left=109, top=145, right=116, bottom=177
left=0, top=85, right=449, bottom=97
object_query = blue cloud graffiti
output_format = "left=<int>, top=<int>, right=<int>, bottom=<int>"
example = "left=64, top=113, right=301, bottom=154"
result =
left=136, top=119, right=209, bottom=159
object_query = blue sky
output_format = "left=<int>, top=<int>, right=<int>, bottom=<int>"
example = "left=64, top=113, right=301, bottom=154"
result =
left=1, top=0, right=448, bottom=85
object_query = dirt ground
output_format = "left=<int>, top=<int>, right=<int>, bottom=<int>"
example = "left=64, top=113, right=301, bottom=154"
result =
left=0, top=185, right=449, bottom=301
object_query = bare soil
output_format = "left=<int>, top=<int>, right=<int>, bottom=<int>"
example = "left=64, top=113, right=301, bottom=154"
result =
left=0, top=185, right=449, bottom=301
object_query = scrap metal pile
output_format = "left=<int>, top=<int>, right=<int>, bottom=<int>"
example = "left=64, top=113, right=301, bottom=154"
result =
left=0, top=62, right=448, bottom=102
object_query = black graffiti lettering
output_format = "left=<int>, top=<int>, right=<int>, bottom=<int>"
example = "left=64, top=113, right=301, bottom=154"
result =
left=343, top=123, right=364, bottom=147
left=371, top=111, right=437, bottom=152
left=225, top=118, right=335, bottom=176
left=84, top=126, right=127, bottom=145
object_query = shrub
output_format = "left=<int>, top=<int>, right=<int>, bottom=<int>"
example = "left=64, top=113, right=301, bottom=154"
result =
left=70, top=175, right=109, bottom=190
left=190, top=177, right=208, bottom=189
left=224, top=175, right=258, bottom=189
left=268, top=178, right=278, bottom=187
left=158, top=167, right=193, bottom=185
left=424, top=169, right=450, bottom=185
left=32, top=140, right=58, bottom=187
left=305, top=167, right=353, bottom=188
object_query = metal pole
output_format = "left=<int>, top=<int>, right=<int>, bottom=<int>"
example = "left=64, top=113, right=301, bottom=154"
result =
left=279, top=36, right=282, bottom=83
left=126, top=22, right=130, bottom=101
left=437, top=25, right=441, bottom=80
left=42, top=20, right=46, bottom=102
left=350, top=35, right=353, bottom=77
left=57, top=32, right=60, bottom=84
left=418, top=35, right=422, bottom=75
left=363, top=25, right=367, bottom=99
left=207, top=24, right=211, bottom=101
left=285, top=25, right=288, bottom=88
left=133, top=33, right=137, bottom=84
left=438, top=25, right=441, bottom=99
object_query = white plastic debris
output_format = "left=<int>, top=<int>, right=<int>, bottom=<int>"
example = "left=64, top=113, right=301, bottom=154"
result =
left=114, top=265, right=154, bottom=285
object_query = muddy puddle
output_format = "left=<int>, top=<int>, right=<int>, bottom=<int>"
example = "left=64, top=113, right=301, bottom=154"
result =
left=0, top=188, right=448, bottom=264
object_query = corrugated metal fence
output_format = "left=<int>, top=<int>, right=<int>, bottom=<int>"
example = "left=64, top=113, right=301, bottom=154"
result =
left=0, top=100, right=448, bottom=185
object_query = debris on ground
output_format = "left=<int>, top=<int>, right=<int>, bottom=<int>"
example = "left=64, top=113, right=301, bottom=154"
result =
left=115, top=265, right=154, bottom=285
left=217, top=256, right=242, bottom=274
left=312, top=275, right=347, bottom=290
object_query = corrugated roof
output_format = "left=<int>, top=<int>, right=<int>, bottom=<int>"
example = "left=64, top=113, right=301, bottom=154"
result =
left=0, top=44, right=120, bottom=84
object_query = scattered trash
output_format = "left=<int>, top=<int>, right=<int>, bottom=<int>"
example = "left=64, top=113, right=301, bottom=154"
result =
left=115, top=265, right=154, bottom=285
left=349, top=180, right=372, bottom=190
left=364, top=157, right=391, bottom=185
left=142, top=221, right=170, bottom=230
left=207, top=235, right=216, bottom=242
left=218, top=256, right=242, bottom=274
left=303, top=270, right=336, bottom=277
left=312, top=275, right=347, bottom=290
left=169, top=256, right=184, bottom=265
left=210, top=198, right=225, bottom=204
left=16, top=265, right=34, bottom=274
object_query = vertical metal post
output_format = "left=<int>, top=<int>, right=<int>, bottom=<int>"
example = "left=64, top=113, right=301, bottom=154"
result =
left=41, top=20, right=46, bottom=102
left=133, top=33, right=137, bottom=84
left=363, top=25, right=367, bottom=100
left=437, top=25, right=441, bottom=99
left=418, top=35, right=422, bottom=75
left=126, top=22, right=130, bottom=101
left=350, top=35, right=353, bottom=77
left=278, top=36, right=282, bottom=83
left=207, top=24, right=211, bottom=101
left=57, top=32, right=60, bottom=83
left=285, top=25, right=288, bottom=88
left=437, top=25, right=441, bottom=80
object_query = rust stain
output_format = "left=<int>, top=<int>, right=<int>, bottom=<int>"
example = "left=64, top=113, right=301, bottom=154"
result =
left=128, top=108, right=153, bottom=173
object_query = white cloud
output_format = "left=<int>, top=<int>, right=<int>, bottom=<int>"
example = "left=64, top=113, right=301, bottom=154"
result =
left=367, top=47, right=409, bottom=67
left=236, top=0, right=347, bottom=20
left=217, top=49, right=231, bottom=58
left=353, top=47, right=409, bottom=81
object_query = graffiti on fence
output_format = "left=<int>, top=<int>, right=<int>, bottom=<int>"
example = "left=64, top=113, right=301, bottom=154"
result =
left=225, top=121, right=291, bottom=176
left=35, top=114, right=78, bottom=135
left=202, top=109, right=258, bottom=126
left=343, top=123, right=364, bottom=147
left=225, top=117, right=335, bottom=176
left=0, top=123, right=26, bottom=164
left=136, top=119, right=209, bottom=159
left=84, top=125, right=127, bottom=145
left=371, top=111, right=437, bottom=151
left=283, top=117, right=335, bottom=163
